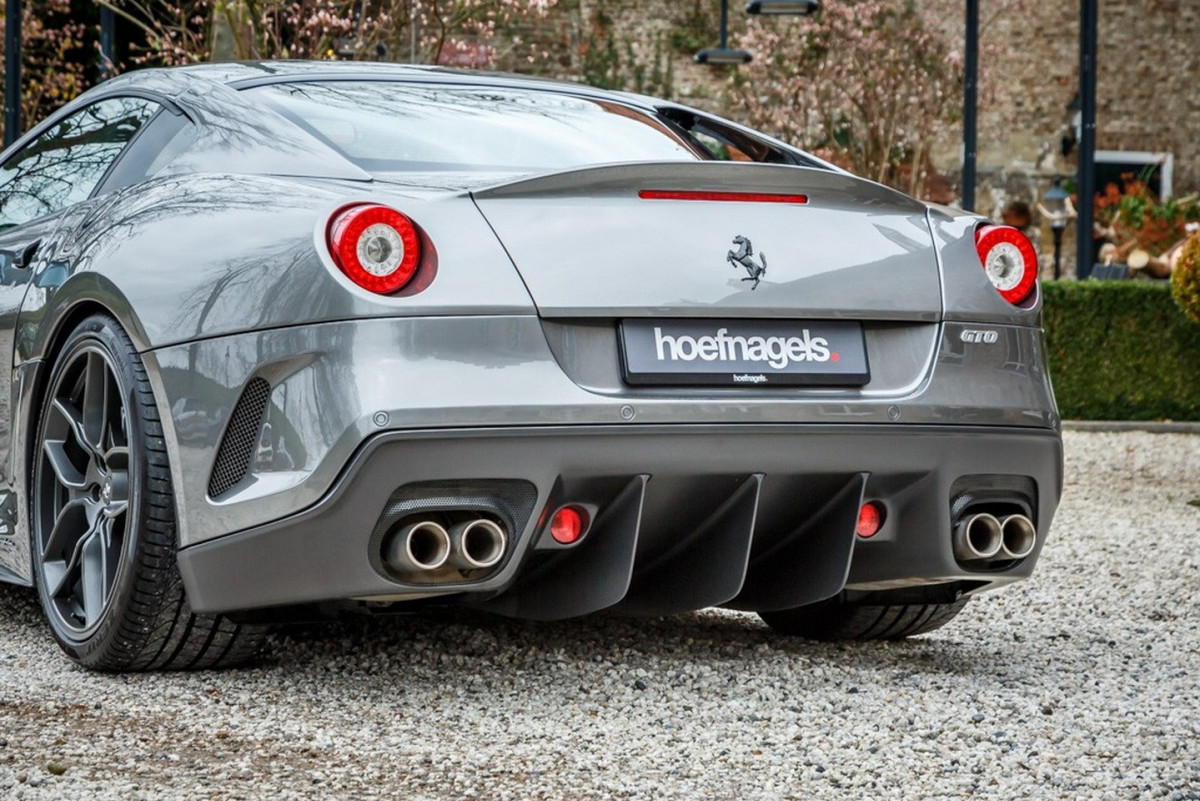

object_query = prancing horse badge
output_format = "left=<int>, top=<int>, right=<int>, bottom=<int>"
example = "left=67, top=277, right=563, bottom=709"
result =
left=727, top=235, right=766, bottom=290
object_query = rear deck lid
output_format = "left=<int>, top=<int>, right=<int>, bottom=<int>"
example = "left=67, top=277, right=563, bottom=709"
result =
left=472, top=162, right=941, bottom=320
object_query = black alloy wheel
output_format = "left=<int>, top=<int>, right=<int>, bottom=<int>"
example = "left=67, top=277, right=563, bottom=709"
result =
left=32, top=315, right=265, bottom=670
left=35, top=336, right=132, bottom=639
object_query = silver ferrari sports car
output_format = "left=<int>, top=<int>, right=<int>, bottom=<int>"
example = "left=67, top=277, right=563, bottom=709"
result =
left=0, top=62, right=1062, bottom=670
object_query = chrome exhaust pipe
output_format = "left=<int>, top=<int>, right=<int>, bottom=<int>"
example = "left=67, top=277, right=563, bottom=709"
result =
left=953, top=512, right=1004, bottom=562
left=385, top=520, right=452, bottom=572
left=448, top=519, right=507, bottom=570
left=999, top=514, right=1037, bottom=559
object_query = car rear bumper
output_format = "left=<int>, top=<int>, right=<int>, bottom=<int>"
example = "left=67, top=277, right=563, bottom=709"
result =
left=176, top=423, right=1062, bottom=616
left=144, top=315, right=1059, bottom=553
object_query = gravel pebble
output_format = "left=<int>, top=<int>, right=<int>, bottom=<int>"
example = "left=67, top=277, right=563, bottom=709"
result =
left=1, top=430, right=1198, bottom=799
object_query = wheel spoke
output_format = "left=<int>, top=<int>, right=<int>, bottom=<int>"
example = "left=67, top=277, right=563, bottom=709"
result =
left=101, top=500, right=128, bottom=519
left=81, top=352, right=110, bottom=454
left=41, top=560, right=68, bottom=602
left=52, top=398, right=101, bottom=461
left=79, top=525, right=107, bottom=627
left=103, top=444, right=129, bottom=472
left=40, top=497, right=89, bottom=561
left=46, top=512, right=100, bottom=600
left=42, top=439, right=88, bottom=490
left=101, top=513, right=124, bottom=553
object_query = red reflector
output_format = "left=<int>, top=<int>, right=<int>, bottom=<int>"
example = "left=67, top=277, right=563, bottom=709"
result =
left=856, top=502, right=884, bottom=538
left=327, top=204, right=421, bottom=294
left=975, top=224, right=1038, bottom=305
left=550, top=506, right=585, bottom=545
left=638, top=190, right=808, bottom=204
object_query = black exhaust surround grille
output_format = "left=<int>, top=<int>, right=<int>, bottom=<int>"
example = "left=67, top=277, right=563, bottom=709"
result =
left=949, top=474, right=1037, bottom=522
left=208, top=378, right=272, bottom=498
left=949, top=474, right=1038, bottom=570
left=367, top=480, right=540, bottom=584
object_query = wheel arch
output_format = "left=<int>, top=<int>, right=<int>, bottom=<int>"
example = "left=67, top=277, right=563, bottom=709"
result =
left=24, top=272, right=154, bottom=364
left=17, top=281, right=158, bottom=556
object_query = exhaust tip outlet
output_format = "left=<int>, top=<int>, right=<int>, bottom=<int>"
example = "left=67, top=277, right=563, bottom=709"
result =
left=449, top=519, right=507, bottom=570
left=953, top=513, right=1003, bottom=562
left=1000, top=514, right=1037, bottom=559
left=386, top=520, right=452, bottom=572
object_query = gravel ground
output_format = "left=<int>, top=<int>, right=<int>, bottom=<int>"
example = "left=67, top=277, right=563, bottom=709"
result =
left=1, top=430, right=1198, bottom=800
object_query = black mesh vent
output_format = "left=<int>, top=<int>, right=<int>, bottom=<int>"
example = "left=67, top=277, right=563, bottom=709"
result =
left=949, top=474, right=1037, bottom=522
left=208, top=378, right=272, bottom=498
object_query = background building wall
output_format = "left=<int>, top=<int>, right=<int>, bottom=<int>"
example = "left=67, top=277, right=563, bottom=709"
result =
left=1097, top=0, right=1200, bottom=191
left=958, top=0, right=1199, bottom=193
left=538, top=1, right=1199, bottom=199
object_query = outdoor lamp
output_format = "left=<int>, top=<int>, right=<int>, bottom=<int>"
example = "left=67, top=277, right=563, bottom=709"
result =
left=1042, top=177, right=1072, bottom=281
left=696, top=0, right=753, bottom=65
left=695, top=48, right=753, bottom=65
left=745, top=0, right=820, bottom=14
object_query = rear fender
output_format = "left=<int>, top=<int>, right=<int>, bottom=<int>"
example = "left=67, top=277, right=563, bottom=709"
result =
left=44, top=173, right=536, bottom=351
left=929, top=205, right=1043, bottom=326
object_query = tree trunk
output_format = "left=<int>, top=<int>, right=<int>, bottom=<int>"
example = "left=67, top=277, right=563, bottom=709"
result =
left=210, top=1, right=255, bottom=62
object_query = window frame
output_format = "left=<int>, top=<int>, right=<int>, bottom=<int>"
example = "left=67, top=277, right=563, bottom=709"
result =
left=0, top=90, right=183, bottom=226
left=94, top=105, right=192, bottom=196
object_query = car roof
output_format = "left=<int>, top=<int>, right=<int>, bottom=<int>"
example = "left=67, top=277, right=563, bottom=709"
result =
left=94, top=60, right=660, bottom=111
left=3, top=61, right=840, bottom=189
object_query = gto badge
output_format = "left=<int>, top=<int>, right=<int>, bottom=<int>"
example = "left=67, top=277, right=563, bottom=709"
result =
left=727, top=235, right=767, bottom=290
left=960, top=329, right=999, bottom=344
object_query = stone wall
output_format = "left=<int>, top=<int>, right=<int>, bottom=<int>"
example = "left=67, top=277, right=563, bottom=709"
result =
left=935, top=0, right=1200, bottom=275
left=950, top=0, right=1200, bottom=193
left=1097, top=0, right=1200, bottom=191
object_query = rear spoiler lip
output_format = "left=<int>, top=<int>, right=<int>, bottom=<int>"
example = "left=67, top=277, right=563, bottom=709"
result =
left=469, top=161, right=925, bottom=212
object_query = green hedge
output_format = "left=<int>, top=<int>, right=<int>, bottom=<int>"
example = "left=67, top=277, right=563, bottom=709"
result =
left=1041, top=281, right=1200, bottom=420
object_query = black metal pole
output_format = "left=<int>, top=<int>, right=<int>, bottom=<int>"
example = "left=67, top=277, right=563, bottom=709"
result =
left=100, top=5, right=116, bottom=79
left=1076, top=0, right=1098, bottom=279
left=1052, top=228, right=1064, bottom=281
left=4, top=0, right=21, bottom=147
left=719, top=0, right=729, bottom=50
left=962, top=0, right=978, bottom=212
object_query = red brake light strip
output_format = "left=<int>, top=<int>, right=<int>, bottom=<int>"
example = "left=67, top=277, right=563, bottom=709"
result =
left=639, top=190, right=808, bottom=204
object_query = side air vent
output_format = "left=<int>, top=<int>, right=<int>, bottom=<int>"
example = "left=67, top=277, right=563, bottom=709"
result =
left=208, top=378, right=272, bottom=498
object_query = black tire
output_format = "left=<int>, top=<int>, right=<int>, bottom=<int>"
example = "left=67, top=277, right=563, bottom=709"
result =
left=31, top=314, right=266, bottom=670
left=758, top=594, right=970, bottom=641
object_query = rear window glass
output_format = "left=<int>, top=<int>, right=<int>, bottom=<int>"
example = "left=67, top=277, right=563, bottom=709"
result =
left=246, top=81, right=703, bottom=173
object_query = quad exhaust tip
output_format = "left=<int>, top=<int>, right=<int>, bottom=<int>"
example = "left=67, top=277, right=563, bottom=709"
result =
left=999, top=514, right=1037, bottom=559
left=448, top=519, right=507, bottom=570
left=953, top=513, right=1003, bottom=562
left=384, top=516, right=508, bottom=575
left=953, top=511, right=1037, bottom=565
left=386, top=520, right=452, bottom=572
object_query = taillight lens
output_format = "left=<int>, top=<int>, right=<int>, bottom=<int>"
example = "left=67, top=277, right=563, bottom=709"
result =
left=327, top=204, right=421, bottom=294
left=975, top=224, right=1038, bottom=305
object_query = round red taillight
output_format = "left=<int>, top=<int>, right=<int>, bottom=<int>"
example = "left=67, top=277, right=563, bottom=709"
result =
left=550, top=506, right=585, bottom=545
left=975, top=224, right=1038, bottom=305
left=327, top=204, right=421, bottom=294
left=856, top=502, right=884, bottom=538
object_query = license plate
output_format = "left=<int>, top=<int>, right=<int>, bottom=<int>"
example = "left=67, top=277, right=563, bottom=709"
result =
left=620, top=319, right=870, bottom=387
